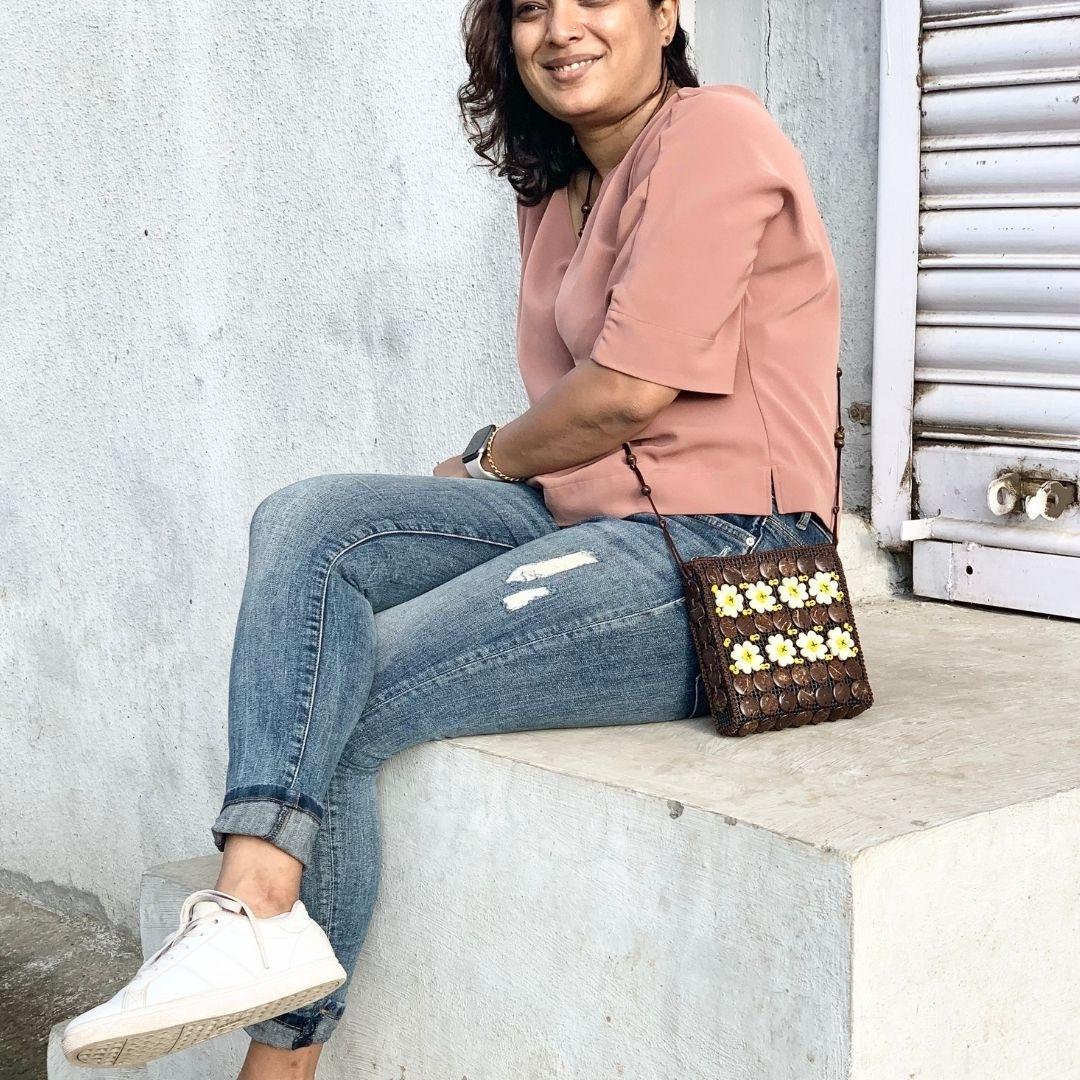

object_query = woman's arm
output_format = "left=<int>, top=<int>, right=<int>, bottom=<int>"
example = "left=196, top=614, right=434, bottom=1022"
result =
left=487, top=358, right=680, bottom=477
left=434, top=359, right=679, bottom=479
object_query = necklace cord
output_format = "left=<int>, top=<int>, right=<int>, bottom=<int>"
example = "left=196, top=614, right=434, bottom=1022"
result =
left=576, top=71, right=672, bottom=239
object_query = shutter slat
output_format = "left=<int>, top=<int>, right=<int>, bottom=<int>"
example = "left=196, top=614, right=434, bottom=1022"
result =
left=921, top=81, right=1080, bottom=149
left=915, top=325, right=1080, bottom=388
left=917, top=268, right=1080, bottom=328
left=919, top=207, right=1080, bottom=266
left=913, top=384, right=1080, bottom=448
left=923, top=0, right=1080, bottom=29
left=921, top=146, right=1080, bottom=208
left=922, top=18, right=1080, bottom=89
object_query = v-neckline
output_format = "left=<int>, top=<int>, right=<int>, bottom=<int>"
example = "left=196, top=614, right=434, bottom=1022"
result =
left=561, top=86, right=685, bottom=249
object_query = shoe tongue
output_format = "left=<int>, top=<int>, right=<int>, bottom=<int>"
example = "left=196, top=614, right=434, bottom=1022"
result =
left=268, top=900, right=302, bottom=921
left=191, top=892, right=246, bottom=919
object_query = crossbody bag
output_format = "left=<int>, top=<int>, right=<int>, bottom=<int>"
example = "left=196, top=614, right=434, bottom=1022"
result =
left=621, top=367, right=874, bottom=736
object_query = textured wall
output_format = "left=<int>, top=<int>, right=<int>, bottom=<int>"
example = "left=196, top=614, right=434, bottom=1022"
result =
left=0, top=0, right=531, bottom=923
left=0, top=0, right=883, bottom=925
left=697, top=0, right=881, bottom=511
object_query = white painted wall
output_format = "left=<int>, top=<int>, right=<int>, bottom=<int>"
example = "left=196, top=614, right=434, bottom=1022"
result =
left=0, top=0, right=530, bottom=923
left=0, top=0, right=886, bottom=925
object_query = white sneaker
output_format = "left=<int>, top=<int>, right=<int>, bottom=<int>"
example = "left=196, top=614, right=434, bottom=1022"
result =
left=61, top=888, right=347, bottom=1069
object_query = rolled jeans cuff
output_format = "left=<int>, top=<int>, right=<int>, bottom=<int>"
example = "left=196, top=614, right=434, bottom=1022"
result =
left=244, top=999, right=346, bottom=1049
left=210, top=784, right=324, bottom=868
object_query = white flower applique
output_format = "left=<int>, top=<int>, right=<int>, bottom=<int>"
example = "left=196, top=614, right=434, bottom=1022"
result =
left=826, top=626, right=858, bottom=660
left=765, top=633, right=797, bottom=667
left=807, top=570, right=843, bottom=605
left=777, top=576, right=809, bottom=609
left=796, top=630, right=829, bottom=662
left=742, top=580, right=778, bottom=614
left=729, top=641, right=765, bottom=674
left=711, top=583, right=744, bottom=618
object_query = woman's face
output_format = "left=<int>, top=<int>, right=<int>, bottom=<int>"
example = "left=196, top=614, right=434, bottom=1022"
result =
left=511, top=0, right=676, bottom=125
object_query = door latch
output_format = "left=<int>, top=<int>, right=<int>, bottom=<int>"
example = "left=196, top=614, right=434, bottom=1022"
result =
left=986, top=472, right=1077, bottom=521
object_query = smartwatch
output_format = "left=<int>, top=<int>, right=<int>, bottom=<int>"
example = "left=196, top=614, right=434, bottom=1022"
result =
left=462, top=423, right=501, bottom=480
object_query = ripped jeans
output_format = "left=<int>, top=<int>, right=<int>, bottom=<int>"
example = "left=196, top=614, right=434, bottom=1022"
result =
left=209, top=471, right=832, bottom=1048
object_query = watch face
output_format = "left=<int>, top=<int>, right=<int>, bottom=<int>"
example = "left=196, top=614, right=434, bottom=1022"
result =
left=462, top=424, right=496, bottom=462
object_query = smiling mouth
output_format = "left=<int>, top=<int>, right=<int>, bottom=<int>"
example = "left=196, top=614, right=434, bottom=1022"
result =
left=546, top=56, right=602, bottom=74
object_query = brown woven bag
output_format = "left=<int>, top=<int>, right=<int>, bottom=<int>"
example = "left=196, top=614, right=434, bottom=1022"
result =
left=621, top=368, right=873, bottom=736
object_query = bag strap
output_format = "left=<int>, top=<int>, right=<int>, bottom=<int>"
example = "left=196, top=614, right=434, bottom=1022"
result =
left=830, top=367, right=844, bottom=544
left=622, top=367, right=845, bottom=549
left=621, top=445, right=691, bottom=580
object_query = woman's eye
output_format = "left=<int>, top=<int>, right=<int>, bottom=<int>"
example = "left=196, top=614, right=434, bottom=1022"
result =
left=514, top=0, right=607, bottom=17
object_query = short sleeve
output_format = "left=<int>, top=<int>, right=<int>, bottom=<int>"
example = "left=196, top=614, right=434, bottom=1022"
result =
left=590, top=91, right=789, bottom=394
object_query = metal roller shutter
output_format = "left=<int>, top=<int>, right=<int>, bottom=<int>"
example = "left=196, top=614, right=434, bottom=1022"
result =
left=873, top=0, right=1080, bottom=618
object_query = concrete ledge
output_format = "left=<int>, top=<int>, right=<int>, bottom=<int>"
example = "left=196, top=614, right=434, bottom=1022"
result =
left=836, top=510, right=906, bottom=601
left=135, top=599, right=1079, bottom=1079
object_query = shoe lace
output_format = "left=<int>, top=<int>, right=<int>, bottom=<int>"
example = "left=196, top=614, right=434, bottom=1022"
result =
left=139, top=888, right=271, bottom=973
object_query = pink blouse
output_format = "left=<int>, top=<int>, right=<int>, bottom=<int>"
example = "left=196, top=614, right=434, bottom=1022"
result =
left=515, top=83, right=841, bottom=528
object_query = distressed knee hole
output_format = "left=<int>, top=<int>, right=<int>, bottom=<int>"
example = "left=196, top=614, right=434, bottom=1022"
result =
left=500, top=549, right=599, bottom=611
left=505, top=550, right=598, bottom=583
left=502, top=587, right=550, bottom=611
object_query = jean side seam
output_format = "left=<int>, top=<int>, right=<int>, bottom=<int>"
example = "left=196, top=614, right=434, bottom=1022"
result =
left=748, top=515, right=767, bottom=553
left=362, top=594, right=686, bottom=719
left=326, top=789, right=336, bottom=956
left=266, top=801, right=298, bottom=845
left=247, top=1004, right=341, bottom=1047
left=287, top=528, right=518, bottom=792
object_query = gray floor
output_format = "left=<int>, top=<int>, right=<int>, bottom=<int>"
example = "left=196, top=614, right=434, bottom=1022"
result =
left=0, top=894, right=139, bottom=1080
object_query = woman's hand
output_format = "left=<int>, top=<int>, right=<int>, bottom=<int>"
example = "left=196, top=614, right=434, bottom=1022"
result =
left=432, top=454, right=470, bottom=479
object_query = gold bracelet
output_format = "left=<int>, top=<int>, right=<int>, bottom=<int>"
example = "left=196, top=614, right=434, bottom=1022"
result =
left=483, top=425, right=527, bottom=483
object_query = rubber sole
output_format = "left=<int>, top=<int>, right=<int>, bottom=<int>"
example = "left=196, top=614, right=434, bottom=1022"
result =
left=62, top=974, right=345, bottom=1068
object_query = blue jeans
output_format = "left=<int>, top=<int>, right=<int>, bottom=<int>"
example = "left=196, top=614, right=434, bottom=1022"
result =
left=209, top=471, right=831, bottom=1048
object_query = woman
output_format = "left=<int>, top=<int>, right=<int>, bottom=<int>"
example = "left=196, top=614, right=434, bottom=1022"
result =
left=63, top=0, right=841, bottom=1076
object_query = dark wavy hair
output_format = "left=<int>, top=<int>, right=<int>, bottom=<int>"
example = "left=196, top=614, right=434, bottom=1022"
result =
left=457, top=0, right=699, bottom=207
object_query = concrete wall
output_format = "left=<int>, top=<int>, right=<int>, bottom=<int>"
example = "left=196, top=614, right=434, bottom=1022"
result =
left=0, top=0, right=533, bottom=925
left=0, top=0, right=882, bottom=926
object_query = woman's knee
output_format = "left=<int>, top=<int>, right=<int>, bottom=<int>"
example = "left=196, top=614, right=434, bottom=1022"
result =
left=335, top=719, right=393, bottom=776
left=336, top=698, right=430, bottom=775
left=248, top=474, right=363, bottom=555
